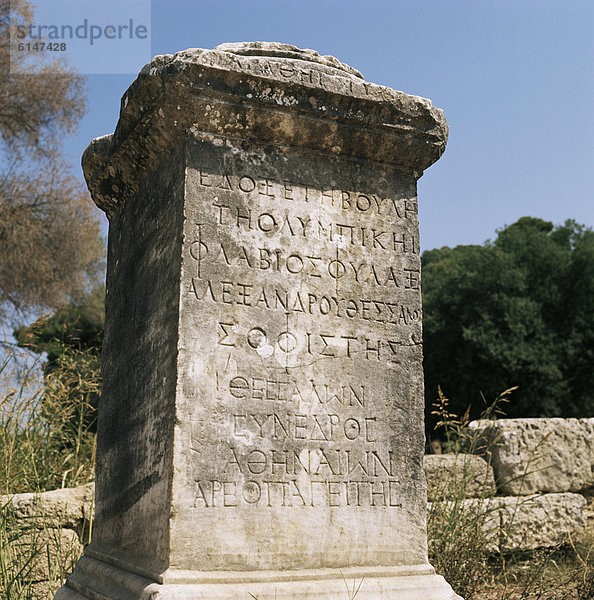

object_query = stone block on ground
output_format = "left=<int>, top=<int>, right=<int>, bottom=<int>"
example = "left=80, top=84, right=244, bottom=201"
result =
left=496, top=492, right=587, bottom=552
left=424, top=454, right=496, bottom=501
left=0, top=483, right=94, bottom=532
left=469, top=418, right=594, bottom=495
left=429, top=492, right=587, bottom=553
left=9, top=527, right=82, bottom=583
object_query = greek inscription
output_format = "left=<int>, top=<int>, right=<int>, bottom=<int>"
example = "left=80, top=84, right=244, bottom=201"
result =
left=202, top=53, right=399, bottom=108
left=201, top=171, right=416, bottom=220
left=190, top=246, right=412, bottom=286
left=217, top=322, right=236, bottom=347
left=193, top=281, right=421, bottom=326
left=225, top=376, right=366, bottom=406
left=404, top=268, right=420, bottom=290
left=223, top=447, right=394, bottom=479
left=213, top=324, right=418, bottom=360
left=231, top=413, right=377, bottom=443
left=187, top=163, right=419, bottom=513
left=210, top=206, right=418, bottom=253
left=193, top=477, right=403, bottom=508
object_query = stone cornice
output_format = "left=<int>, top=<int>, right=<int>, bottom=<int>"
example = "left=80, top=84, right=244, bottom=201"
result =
left=83, top=42, right=448, bottom=218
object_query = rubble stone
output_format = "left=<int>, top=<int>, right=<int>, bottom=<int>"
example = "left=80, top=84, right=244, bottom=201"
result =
left=469, top=418, right=594, bottom=495
left=424, top=454, right=496, bottom=501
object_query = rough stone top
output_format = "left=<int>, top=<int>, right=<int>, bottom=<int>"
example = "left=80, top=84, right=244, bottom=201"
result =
left=83, top=42, right=448, bottom=218
left=214, top=41, right=364, bottom=78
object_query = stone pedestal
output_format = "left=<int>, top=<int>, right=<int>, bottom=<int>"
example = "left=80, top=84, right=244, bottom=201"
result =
left=56, top=42, right=458, bottom=599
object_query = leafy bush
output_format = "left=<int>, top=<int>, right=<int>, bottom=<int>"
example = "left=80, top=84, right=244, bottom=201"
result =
left=14, top=286, right=104, bottom=441
left=422, top=217, right=594, bottom=426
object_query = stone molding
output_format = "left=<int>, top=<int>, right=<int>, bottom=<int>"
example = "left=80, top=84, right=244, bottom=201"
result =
left=82, top=42, right=448, bottom=218
left=59, top=554, right=461, bottom=600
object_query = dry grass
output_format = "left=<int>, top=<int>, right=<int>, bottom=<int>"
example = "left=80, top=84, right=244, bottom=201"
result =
left=476, top=519, right=594, bottom=600
left=428, top=388, right=594, bottom=600
left=1, top=349, right=593, bottom=599
left=0, top=344, right=95, bottom=597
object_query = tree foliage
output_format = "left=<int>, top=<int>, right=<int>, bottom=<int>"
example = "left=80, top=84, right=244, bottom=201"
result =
left=0, top=0, right=104, bottom=321
left=423, top=217, right=594, bottom=423
left=15, top=285, right=104, bottom=436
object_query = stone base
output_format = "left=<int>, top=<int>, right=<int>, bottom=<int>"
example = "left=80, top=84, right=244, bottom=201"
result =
left=55, top=554, right=462, bottom=599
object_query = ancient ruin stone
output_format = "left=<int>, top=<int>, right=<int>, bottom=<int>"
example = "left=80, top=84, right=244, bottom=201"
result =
left=56, top=42, right=456, bottom=599
left=424, top=454, right=496, bottom=501
left=16, top=528, right=82, bottom=583
left=1, top=483, right=94, bottom=532
left=429, top=492, right=587, bottom=554
left=469, top=418, right=594, bottom=495
left=497, top=492, right=587, bottom=552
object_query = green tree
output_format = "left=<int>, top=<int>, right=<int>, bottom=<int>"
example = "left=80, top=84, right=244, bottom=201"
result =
left=422, top=217, right=594, bottom=424
left=15, top=286, right=104, bottom=438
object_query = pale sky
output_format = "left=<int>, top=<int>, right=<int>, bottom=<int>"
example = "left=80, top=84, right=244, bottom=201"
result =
left=51, top=0, right=593, bottom=252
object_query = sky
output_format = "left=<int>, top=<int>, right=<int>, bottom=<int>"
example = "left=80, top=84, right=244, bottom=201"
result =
left=35, top=0, right=594, bottom=252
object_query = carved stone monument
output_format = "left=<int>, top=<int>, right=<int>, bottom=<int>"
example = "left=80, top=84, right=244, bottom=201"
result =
left=57, top=42, right=458, bottom=599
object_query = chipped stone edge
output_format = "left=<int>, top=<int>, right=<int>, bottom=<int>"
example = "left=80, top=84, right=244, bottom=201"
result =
left=82, top=44, right=448, bottom=219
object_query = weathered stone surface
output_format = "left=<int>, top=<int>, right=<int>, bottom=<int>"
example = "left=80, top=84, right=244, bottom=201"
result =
left=469, top=418, right=594, bottom=495
left=1, top=483, right=94, bottom=532
left=57, top=42, right=456, bottom=599
left=11, top=528, right=82, bottom=583
left=424, top=454, right=496, bottom=501
left=62, top=557, right=460, bottom=600
left=82, top=42, right=448, bottom=219
left=0, top=485, right=92, bottom=598
left=429, top=492, right=587, bottom=553
left=497, top=492, right=587, bottom=552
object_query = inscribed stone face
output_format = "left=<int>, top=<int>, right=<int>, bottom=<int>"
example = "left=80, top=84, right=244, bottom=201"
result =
left=171, top=137, right=426, bottom=569
left=56, top=42, right=459, bottom=600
